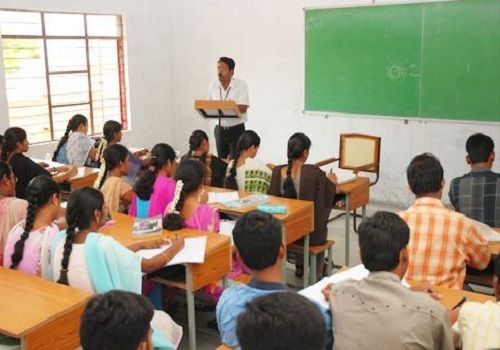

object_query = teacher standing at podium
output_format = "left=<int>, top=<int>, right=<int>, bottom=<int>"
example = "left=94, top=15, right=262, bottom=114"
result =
left=208, top=57, right=249, bottom=159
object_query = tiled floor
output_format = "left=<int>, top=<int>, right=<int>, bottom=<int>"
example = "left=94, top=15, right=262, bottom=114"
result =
left=170, top=202, right=407, bottom=350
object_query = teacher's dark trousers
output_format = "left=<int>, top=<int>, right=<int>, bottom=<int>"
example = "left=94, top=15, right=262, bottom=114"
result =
left=214, top=123, right=245, bottom=159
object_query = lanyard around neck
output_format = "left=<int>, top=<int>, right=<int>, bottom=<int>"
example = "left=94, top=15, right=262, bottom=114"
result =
left=219, top=86, right=231, bottom=100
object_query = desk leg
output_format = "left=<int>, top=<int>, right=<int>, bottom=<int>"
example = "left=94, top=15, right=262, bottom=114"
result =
left=303, top=234, right=310, bottom=288
left=222, top=276, right=228, bottom=290
left=362, top=205, right=367, bottom=221
left=345, top=195, right=351, bottom=266
left=186, top=266, right=196, bottom=350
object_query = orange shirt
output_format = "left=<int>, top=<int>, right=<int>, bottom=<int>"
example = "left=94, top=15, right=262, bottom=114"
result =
left=399, top=197, right=490, bottom=289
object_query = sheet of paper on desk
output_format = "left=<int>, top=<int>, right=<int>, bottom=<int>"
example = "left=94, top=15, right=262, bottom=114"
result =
left=334, top=168, right=357, bottom=185
left=207, top=191, right=239, bottom=204
left=470, top=219, right=500, bottom=242
left=136, top=236, right=207, bottom=266
left=299, top=264, right=368, bottom=310
left=299, top=264, right=411, bottom=310
left=220, top=220, right=236, bottom=244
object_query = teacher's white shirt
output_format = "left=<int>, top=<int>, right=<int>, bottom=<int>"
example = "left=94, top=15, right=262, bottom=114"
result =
left=208, top=77, right=249, bottom=127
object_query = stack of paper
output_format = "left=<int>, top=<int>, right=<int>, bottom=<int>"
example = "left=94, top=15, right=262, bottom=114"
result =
left=207, top=191, right=240, bottom=204
left=136, top=236, right=207, bottom=266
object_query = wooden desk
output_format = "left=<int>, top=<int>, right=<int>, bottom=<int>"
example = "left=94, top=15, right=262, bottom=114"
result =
left=490, top=228, right=500, bottom=255
left=207, top=186, right=314, bottom=287
left=32, top=158, right=99, bottom=190
left=337, top=177, right=370, bottom=265
left=0, top=267, right=91, bottom=350
left=435, top=285, right=494, bottom=309
left=99, top=213, right=232, bottom=350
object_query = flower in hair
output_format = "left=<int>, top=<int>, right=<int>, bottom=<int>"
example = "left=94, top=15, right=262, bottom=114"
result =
left=166, top=180, right=184, bottom=215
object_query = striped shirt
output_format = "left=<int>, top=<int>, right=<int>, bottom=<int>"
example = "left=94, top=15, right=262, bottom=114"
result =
left=454, top=300, right=500, bottom=350
left=449, top=168, right=500, bottom=228
left=399, top=197, right=490, bottom=289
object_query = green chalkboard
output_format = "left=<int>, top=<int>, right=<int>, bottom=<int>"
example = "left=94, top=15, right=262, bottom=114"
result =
left=305, top=0, right=500, bottom=122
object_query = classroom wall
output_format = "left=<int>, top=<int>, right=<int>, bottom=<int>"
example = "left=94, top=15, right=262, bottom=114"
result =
left=167, top=0, right=500, bottom=206
left=0, top=0, right=498, bottom=206
left=0, top=0, right=176, bottom=158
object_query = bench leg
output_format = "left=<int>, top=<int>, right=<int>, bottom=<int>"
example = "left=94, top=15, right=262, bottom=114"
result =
left=303, top=234, right=310, bottom=288
left=327, top=247, right=333, bottom=276
left=309, top=253, right=316, bottom=284
left=186, top=267, right=196, bottom=350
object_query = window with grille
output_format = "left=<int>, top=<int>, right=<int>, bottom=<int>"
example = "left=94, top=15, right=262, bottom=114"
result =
left=0, top=10, right=127, bottom=143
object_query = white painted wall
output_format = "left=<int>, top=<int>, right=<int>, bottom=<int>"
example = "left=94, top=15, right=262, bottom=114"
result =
left=1, top=0, right=498, bottom=206
left=0, top=0, right=176, bottom=157
left=168, top=0, right=500, bottom=206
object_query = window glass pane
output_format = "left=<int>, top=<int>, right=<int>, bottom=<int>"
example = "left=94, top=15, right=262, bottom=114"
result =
left=47, top=39, right=87, bottom=72
left=50, top=73, right=89, bottom=105
left=0, top=10, right=42, bottom=36
left=86, top=15, right=121, bottom=36
left=52, top=104, right=90, bottom=139
left=3, top=38, right=50, bottom=143
left=44, top=13, right=84, bottom=36
left=90, top=39, right=121, bottom=132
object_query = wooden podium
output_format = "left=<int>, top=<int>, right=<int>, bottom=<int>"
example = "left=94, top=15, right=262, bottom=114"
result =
left=195, top=100, right=242, bottom=155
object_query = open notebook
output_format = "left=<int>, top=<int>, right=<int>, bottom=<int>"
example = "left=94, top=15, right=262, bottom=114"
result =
left=135, top=236, right=207, bottom=266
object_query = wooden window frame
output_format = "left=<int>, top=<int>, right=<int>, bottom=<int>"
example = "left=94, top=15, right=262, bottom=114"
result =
left=1, top=9, right=128, bottom=142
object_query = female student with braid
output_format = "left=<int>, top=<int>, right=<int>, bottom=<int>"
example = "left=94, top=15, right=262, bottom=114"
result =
left=52, top=114, right=91, bottom=164
left=129, top=143, right=177, bottom=218
left=0, top=161, right=28, bottom=264
left=93, top=120, right=122, bottom=167
left=49, top=187, right=184, bottom=348
left=97, top=144, right=134, bottom=213
left=163, top=159, right=219, bottom=232
left=1, top=127, right=76, bottom=199
left=224, top=130, right=272, bottom=193
left=269, top=132, right=338, bottom=279
left=181, top=130, right=227, bottom=187
left=3, top=176, right=61, bottom=277
left=64, top=114, right=97, bottom=166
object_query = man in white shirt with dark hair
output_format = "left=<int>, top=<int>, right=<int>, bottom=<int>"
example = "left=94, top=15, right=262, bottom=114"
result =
left=208, top=56, right=249, bottom=159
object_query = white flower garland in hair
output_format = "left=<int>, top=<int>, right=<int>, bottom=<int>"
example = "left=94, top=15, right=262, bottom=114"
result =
left=166, top=180, right=184, bottom=215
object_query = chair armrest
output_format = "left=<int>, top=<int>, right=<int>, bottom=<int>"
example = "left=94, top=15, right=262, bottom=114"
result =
left=314, top=157, right=339, bottom=168
left=353, top=162, right=377, bottom=174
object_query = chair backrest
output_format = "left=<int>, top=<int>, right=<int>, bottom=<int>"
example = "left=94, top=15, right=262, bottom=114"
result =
left=339, top=133, right=381, bottom=174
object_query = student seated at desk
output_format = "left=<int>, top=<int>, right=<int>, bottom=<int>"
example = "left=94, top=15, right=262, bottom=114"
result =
left=224, top=130, right=272, bottom=194
left=93, top=120, right=122, bottom=169
left=181, top=129, right=227, bottom=188
left=52, top=114, right=90, bottom=164
left=97, top=144, right=135, bottom=213
left=0, top=161, right=27, bottom=265
left=216, top=211, right=286, bottom=349
left=3, top=176, right=61, bottom=277
left=1, top=127, right=77, bottom=199
left=50, top=187, right=184, bottom=348
left=269, top=132, right=338, bottom=278
left=449, top=133, right=500, bottom=228
left=130, top=143, right=177, bottom=218
left=453, top=256, right=500, bottom=350
left=81, top=290, right=163, bottom=350
left=323, top=212, right=454, bottom=350
left=163, top=159, right=219, bottom=232
left=236, top=292, right=326, bottom=350
left=63, top=114, right=97, bottom=167
left=399, top=153, right=490, bottom=289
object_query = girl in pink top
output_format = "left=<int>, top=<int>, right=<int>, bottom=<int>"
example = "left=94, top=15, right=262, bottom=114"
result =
left=163, top=159, right=220, bottom=233
left=163, top=159, right=248, bottom=301
left=129, top=143, right=177, bottom=218
left=3, top=176, right=62, bottom=277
